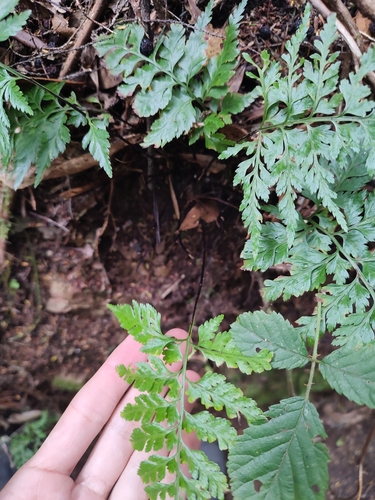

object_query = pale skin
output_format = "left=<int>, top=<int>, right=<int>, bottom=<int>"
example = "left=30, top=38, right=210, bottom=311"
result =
left=0, top=329, right=199, bottom=500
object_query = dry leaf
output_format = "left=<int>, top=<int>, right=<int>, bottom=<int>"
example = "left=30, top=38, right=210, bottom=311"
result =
left=228, top=64, right=246, bottom=93
left=179, top=200, right=219, bottom=231
left=204, top=25, right=225, bottom=59
left=355, top=11, right=371, bottom=35
left=220, top=124, right=248, bottom=142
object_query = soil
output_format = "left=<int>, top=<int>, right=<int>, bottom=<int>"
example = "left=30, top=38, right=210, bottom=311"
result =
left=1, top=0, right=375, bottom=498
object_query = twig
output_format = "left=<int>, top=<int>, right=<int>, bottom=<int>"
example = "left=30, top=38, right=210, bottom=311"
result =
left=14, top=30, right=47, bottom=50
left=59, top=0, right=108, bottom=78
left=168, top=174, right=180, bottom=220
left=161, top=274, right=185, bottom=299
left=28, top=211, right=70, bottom=233
left=356, top=420, right=375, bottom=500
left=94, top=178, right=114, bottom=256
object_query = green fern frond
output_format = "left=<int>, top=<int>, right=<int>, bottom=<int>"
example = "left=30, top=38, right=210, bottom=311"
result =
left=109, top=301, right=266, bottom=499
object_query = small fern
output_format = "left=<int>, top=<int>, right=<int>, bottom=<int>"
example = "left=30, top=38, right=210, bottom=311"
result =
left=220, top=5, right=375, bottom=250
left=0, top=70, right=112, bottom=188
left=96, top=0, right=252, bottom=152
left=108, top=301, right=270, bottom=500
left=0, top=1, right=30, bottom=43
left=0, top=1, right=112, bottom=189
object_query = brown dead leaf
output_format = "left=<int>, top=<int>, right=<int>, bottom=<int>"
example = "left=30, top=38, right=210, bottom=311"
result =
left=179, top=200, right=219, bottom=231
left=204, top=25, right=225, bottom=59
left=51, top=12, right=75, bottom=37
left=228, top=64, right=246, bottom=93
left=220, top=124, right=248, bottom=142
left=355, top=11, right=371, bottom=35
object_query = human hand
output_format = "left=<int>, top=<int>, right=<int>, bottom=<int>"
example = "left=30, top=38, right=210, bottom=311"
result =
left=0, top=329, right=199, bottom=499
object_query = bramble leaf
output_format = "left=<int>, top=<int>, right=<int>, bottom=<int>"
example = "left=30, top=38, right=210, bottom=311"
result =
left=319, top=343, right=375, bottom=408
left=228, top=397, right=329, bottom=500
left=230, top=311, right=309, bottom=369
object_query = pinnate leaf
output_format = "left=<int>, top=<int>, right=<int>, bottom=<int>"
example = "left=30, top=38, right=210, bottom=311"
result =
left=183, top=411, right=237, bottom=450
left=139, top=454, right=177, bottom=483
left=186, top=372, right=264, bottom=423
left=228, top=397, right=329, bottom=500
left=197, top=328, right=273, bottom=374
left=181, top=446, right=227, bottom=500
left=121, top=393, right=178, bottom=424
left=108, top=301, right=182, bottom=363
left=143, top=88, right=197, bottom=147
left=82, top=115, right=112, bottom=177
left=117, top=356, right=181, bottom=397
left=132, top=422, right=177, bottom=452
left=0, top=2, right=30, bottom=42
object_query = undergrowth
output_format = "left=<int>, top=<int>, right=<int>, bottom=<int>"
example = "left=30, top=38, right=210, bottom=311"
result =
left=9, top=411, right=58, bottom=469
left=1, top=0, right=375, bottom=498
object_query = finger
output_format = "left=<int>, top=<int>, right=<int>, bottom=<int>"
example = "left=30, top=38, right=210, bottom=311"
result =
left=72, top=328, right=189, bottom=498
left=110, top=370, right=201, bottom=500
left=28, top=334, right=149, bottom=476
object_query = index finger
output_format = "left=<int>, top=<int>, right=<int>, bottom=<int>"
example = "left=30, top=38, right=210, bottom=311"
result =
left=30, top=328, right=188, bottom=475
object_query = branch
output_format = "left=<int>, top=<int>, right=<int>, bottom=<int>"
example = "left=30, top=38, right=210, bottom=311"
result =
left=59, top=0, right=107, bottom=79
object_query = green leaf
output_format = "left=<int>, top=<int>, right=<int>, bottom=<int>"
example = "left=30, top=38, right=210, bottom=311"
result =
left=121, top=393, right=178, bottom=424
left=0, top=67, right=33, bottom=163
left=108, top=302, right=183, bottom=364
left=175, top=1, right=212, bottom=83
left=12, top=100, right=70, bottom=188
left=134, top=76, right=174, bottom=116
left=139, top=454, right=177, bottom=484
left=181, top=445, right=227, bottom=500
left=184, top=411, right=237, bottom=450
left=186, top=372, right=264, bottom=423
left=230, top=311, right=309, bottom=369
left=242, top=222, right=288, bottom=271
left=319, top=343, right=375, bottom=408
left=117, top=356, right=181, bottom=398
left=145, top=480, right=178, bottom=500
left=143, top=88, right=197, bottom=147
left=82, top=115, right=112, bottom=177
left=131, top=422, right=177, bottom=452
left=0, top=2, right=31, bottom=42
left=228, top=397, right=329, bottom=500
left=197, top=328, right=273, bottom=374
